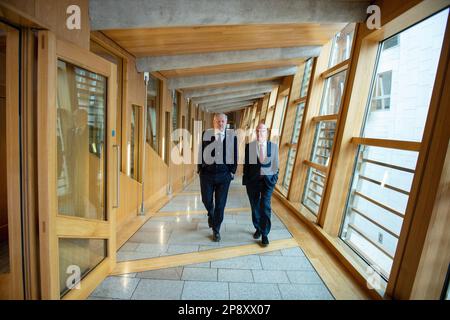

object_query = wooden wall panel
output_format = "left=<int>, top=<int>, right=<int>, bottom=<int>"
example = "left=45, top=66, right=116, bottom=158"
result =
left=0, top=0, right=90, bottom=49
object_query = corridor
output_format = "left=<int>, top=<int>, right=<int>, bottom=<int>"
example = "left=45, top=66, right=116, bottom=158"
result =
left=89, top=178, right=334, bottom=300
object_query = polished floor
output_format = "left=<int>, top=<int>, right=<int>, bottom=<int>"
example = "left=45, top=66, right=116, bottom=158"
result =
left=89, top=178, right=335, bottom=300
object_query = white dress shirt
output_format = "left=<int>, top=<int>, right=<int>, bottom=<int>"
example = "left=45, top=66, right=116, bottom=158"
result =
left=214, top=129, right=225, bottom=143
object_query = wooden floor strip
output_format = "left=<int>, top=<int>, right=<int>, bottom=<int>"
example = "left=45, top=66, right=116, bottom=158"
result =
left=112, top=238, right=298, bottom=275
left=154, top=207, right=250, bottom=217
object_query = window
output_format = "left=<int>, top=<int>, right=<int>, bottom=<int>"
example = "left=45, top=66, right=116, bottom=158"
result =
left=301, top=23, right=354, bottom=216
left=129, top=105, right=142, bottom=181
left=172, top=90, right=179, bottom=132
left=370, top=71, right=392, bottom=111
left=271, top=95, right=288, bottom=140
left=281, top=58, right=314, bottom=192
left=146, top=74, right=160, bottom=154
left=320, top=71, right=347, bottom=115
left=302, top=70, right=347, bottom=215
left=340, top=9, right=449, bottom=279
left=90, top=40, right=124, bottom=169
left=300, top=58, right=313, bottom=97
left=56, top=59, right=107, bottom=220
left=59, top=238, right=107, bottom=297
left=329, top=23, right=355, bottom=68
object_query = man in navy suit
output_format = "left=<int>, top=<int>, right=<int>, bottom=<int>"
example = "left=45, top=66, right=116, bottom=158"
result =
left=243, top=123, right=279, bottom=246
left=198, top=113, right=238, bottom=242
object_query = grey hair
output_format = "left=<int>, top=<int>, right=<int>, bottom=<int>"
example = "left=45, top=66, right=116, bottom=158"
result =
left=213, top=113, right=228, bottom=120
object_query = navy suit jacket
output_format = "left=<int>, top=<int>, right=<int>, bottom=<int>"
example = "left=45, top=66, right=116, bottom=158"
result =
left=197, top=129, right=238, bottom=175
left=242, top=141, right=279, bottom=188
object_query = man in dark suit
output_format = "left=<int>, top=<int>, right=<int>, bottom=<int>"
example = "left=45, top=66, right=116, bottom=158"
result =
left=243, top=122, right=279, bottom=246
left=198, top=113, right=238, bottom=242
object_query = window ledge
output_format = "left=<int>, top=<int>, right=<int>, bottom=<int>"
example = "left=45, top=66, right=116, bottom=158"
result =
left=273, top=189, right=388, bottom=300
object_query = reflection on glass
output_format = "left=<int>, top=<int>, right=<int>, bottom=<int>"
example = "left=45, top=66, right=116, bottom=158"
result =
left=310, top=121, right=336, bottom=166
left=341, top=146, right=418, bottom=279
left=59, top=238, right=107, bottom=297
left=300, top=58, right=313, bottom=98
left=329, top=23, right=355, bottom=68
left=363, top=9, right=448, bottom=142
left=281, top=102, right=305, bottom=191
left=271, top=96, right=288, bottom=140
left=320, top=71, right=347, bottom=115
left=57, top=60, right=106, bottom=220
left=146, top=75, right=160, bottom=153
left=172, top=90, right=178, bottom=132
left=302, top=167, right=326, bottom=215
left=129, top=105, right=141, bottom=181
left=0, top=30, right=9, bottom=274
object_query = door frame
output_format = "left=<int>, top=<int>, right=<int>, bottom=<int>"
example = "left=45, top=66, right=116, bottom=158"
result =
left=37, top=31, right=117, bottom=300
left=0, top=21, right=24, bottom=300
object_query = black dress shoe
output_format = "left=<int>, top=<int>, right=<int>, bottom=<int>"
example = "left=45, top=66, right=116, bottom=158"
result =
left=213, top=232, right=221, bottom=242
left=261, top=236, right=269, bottom=247
left=253, top=230, right=261, bottom=239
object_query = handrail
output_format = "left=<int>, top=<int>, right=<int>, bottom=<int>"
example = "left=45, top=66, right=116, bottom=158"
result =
left=354, top=191, right=404, bottom=218
left=362, top=158, right=415, bottom=174
left=351, top=207, right=399, bottom=239
left=358, top=174, right=410, bottom=196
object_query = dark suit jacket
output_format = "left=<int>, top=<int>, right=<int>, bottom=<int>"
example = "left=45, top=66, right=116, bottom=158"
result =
left=242, top=141, right=279, bottom=188
left=197, top=129, right=238, bottom=175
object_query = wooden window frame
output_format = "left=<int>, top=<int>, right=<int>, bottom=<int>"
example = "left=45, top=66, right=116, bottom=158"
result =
left=317, top=0, right=450, bottom=299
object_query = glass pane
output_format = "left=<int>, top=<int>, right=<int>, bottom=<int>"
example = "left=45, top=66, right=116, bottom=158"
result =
left=59, top=238, right=107, bottom=297
left=329, top=23, right=355, bottom=68
left=271, top=95, right=288, bottom=139
left=363, top=9, right=449, bottom=142
left=302, top=167, right=326, bottom=216
left=300, top=58, right=313, bottom=98
left=129, top=105, right=141, bottom=181
left=291, top=102, right=305, bottom=144
left=341, top=145, right=418, bottom=279
left=146, top=75, right=160, bottom=153
left=282, top=148, right=296, bottom=191
left=57, top=60, right=106, bottom=220
left=320, top=71, right=347, bottom=115
left=281, top=102, right=305, bottom=192
left=172, top=90, right=178, bottom=132
left=0, top=30, right=9, bottom=274
left=310, top=121, right=336, bottom=166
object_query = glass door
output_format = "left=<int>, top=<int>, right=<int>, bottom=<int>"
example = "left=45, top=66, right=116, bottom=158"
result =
left=0, top=22, right=24, bottom=300
left=37, top=31, right=118, bottom=299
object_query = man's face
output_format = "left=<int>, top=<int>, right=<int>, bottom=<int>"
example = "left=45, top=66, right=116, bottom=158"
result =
left=256, top=124, right=268, bottom=142
left=214, top=115, right=227, bottom=131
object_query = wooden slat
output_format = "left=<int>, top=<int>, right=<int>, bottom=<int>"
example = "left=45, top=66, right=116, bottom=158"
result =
left=103, top=23, right=346, bottom=57
left=320, top=59, right=350, bottom=79
left=113, top=238, right=298, bottom=275
left=303, top=159, right=328, bottom=173
left=160, top=58, right=305, bottom=78
left=55, top=216, right=110, bottom=239
left=312, top=114, right=339, bottom=122
left=351, top=137, right=422, bottom=152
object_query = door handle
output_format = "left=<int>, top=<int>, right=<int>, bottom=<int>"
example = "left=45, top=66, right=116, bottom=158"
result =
left=113, top=144, right=120, bottom=208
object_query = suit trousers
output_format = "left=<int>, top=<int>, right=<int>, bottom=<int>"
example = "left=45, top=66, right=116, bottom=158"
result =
left=246, top=180, right=274, bottom=237
left=199, top=171, right=232, bottom=234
